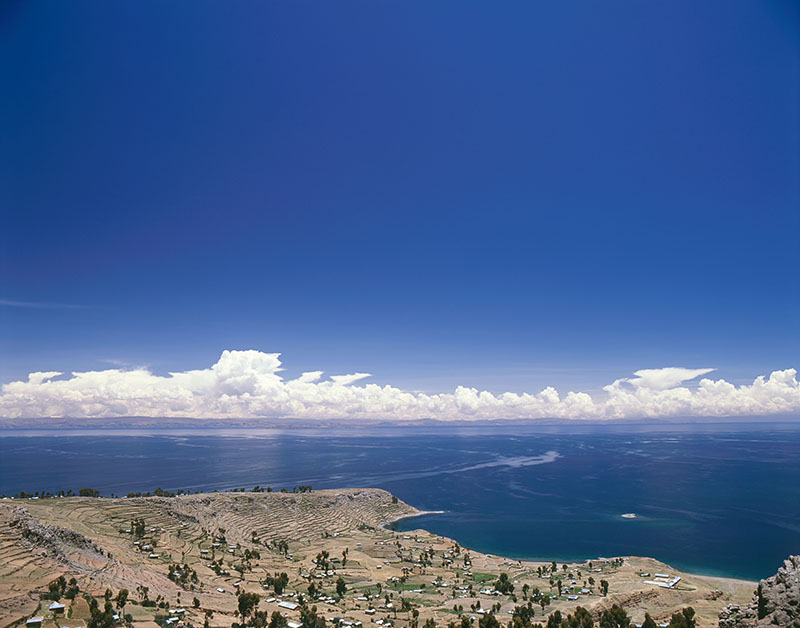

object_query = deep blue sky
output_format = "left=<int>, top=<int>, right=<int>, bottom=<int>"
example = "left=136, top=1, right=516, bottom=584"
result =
left=1, top=1, right=798, bottom=394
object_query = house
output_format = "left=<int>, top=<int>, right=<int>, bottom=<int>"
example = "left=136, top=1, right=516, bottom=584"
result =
left=27, top=618, right=43, bottom=627
left=278, top=601, right=298, bottom=611
left=49, top=603, right=66, bottom=613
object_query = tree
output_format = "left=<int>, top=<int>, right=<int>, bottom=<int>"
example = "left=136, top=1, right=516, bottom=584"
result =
left=336, top=577, right=347, bottom=598
left=546, top=610, right=562, bottom=628
left=238, top=592, right=261, bottom=623
left=478, top=614, right=501, bottom=628
left=563, top=606, right=593, bottom=628
left=47, top=576, right=66, bottom=601
left=510, top=603, right=536, bottom=628
left=193, top=597, right=200, bottom=609
left=666, top=608, right=696, bottom=628
left=88, top=599, right=116, bottom=628
left=265, top=572, right=289, bottom=595
left=300, top=605, right=326, bottom=628
left=641, top=614, right=656, bottom=628
left=494, top=573, right=514, bottom=595
left=115, top=589, right=129, bottom=615
left=599, top=580, right=609, bottom=596
left=65, top=578, right=80, bottom=600
left=269, top=612, right=288, bottom=628
left=598, top=604, right=629, bottom=628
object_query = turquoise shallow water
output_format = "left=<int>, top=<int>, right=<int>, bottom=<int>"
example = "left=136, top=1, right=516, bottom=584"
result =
left=1, top=422, right=798, bottom=580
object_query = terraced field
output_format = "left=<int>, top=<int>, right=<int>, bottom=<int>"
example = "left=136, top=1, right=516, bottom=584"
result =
left=0, top=490, right=755, bottom=628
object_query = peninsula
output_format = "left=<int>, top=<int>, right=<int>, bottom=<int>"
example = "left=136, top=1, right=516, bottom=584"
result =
left=0, top=489, right=763, bottom=628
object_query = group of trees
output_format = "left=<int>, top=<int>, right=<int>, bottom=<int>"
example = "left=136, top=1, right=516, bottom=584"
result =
left=273, top=540, right=291, bottom=556
left=131, top=518, right=147, bottom=539
left=7, top=489, right=77, bottom=499
left=248, top=485, right=312, bottom=494
left=314, top=550, right=332, bottom=572
left=167, top=563, right=199, bottom=588
left=126, top=488, right=201, bottom=498
left=494, top=573, right=515, bottom=595
left=86, top=597, right=117, bottom=628
left=262, top=572, right=290, bottom=595
left=439, top=603, right=696, bottom=628
left=44, top=576, right=80, bottom=601
left=233, top=592, right=329, bottom=628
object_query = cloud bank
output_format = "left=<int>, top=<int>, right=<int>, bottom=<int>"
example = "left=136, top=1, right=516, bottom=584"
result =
left=0, top=350, right=797, bottom=420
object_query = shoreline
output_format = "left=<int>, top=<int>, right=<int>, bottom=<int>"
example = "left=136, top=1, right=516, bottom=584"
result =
left=1, top=486, right=760, bottom=628
left=391, top=503, right=760, bottom=587
left=5, top=489, right=763, bottom=586
left=383, top=509, right=447, bottom=527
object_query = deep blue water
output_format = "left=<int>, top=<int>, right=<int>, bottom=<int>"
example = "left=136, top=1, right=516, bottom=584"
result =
left=1, top=423, right=798, bottom=581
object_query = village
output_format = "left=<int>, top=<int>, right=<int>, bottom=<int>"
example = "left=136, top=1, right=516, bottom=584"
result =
left=0, top=489, right=754, bottom=628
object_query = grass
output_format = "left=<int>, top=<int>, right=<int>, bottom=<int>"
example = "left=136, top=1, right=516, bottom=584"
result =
left=388, top=581, right=427, bottom=592
left=472, top=573, right=496, bottom=584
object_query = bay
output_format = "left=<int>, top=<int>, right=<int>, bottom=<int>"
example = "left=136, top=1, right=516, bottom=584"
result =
left=1, top=422, right=798, bottom=581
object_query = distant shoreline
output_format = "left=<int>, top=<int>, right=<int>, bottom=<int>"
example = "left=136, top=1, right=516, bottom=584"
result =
left=1, top=416, right=799, bottom=430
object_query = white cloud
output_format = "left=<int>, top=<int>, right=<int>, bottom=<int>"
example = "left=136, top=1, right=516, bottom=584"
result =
left=0, top=299, right=86, bottom=309
left=625, top=367, right=716, bottom=390
left=0, top=350, right=797, bottom=420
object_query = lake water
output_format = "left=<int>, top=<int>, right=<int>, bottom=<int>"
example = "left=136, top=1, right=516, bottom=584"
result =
left=1, top=422, right=798, bottom=581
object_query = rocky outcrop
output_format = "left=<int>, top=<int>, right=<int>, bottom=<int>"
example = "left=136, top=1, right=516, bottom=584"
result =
left=719, top=555, right=800, bottom=628
left=7, top=505, right=105, bottom=564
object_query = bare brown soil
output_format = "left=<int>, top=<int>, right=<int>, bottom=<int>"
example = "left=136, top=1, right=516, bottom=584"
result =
left=0, top=490, right=754, bottom=628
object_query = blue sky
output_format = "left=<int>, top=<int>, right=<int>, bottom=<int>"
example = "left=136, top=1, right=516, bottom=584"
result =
left=1, top=1, right=798, bottom=405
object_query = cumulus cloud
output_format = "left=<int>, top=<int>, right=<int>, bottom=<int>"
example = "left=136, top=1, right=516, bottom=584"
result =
left=625, top=367, right=716, bottom=390
left=0, top=350, right=797, bottom=421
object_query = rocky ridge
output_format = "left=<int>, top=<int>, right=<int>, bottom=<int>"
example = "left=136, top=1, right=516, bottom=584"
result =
left=719, top=555, right=800, bottom=628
